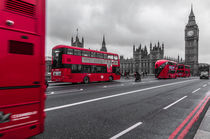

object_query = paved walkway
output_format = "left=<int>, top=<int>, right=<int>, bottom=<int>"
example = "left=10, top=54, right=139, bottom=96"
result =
left=194, top=106, right=210, bottom=139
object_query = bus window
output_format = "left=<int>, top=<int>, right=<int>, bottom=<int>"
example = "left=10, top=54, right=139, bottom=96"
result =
left=83, top=65, right=91, bottom=73
left=178, top=65, right=184, bottom=69
left=52, top=48, right=64, bottom=68
left=74, top=49, right=81, bottom=56
left=96, top=53, right=103, bottom=58
left=82, top=51, right=90, bottom=57
left=91, top=66, right=97, bottom=73
left=99, top=53, right=104, bottom=58
left=71, top=64, right=82, bottom=73
left=95, top=66, right=107, bottom=73
left=108, top=55, right=113, bottom=59
left=114, top=55, right=118, bottom=60
left=67, top=48, right=74, bottom=55
left=91, top=52, right=96, bottom=57
left=102, top=66, right=107, bottom=73
left=96, top=66, right=102, bottom=73
left=104, top=54, right=108, bottom=59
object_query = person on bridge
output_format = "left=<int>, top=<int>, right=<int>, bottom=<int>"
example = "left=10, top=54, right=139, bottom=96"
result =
left=135, top=71, right=141, bottom=82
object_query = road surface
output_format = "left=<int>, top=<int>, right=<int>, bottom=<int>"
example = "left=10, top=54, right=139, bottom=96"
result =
left=34, top=77, right=210, bottom=139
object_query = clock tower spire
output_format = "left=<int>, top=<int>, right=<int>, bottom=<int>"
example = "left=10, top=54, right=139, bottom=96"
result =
left=185, top=5, right=199, bottom=76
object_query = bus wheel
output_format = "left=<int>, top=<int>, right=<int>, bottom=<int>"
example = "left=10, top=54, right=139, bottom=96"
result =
left=83, top=76, right=89, bottom=84
left=109, top=76, right=113, bottom=82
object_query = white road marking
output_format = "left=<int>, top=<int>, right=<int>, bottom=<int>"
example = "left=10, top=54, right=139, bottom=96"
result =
left=80, top=88, right=84, bottom=91
left=104, top=86, right=107, bottom=88
left=45, top=79, right=196, bottom=112
left=163, top=96, right=188, bottom=110
left=203, top=84, right=207, bottom=87
left=46, top=90, right=82, bottom=96
left=192, top=88, right=201, bottom=94
left=110, top=122, right=143, bottom=139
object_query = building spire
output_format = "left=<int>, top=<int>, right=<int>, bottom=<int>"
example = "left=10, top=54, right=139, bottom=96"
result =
left=76, top=28, right=79, bottom=37
left=102, top=35, right=105, bottom=45
left=190, top=4, right=194, bottom=17
left=187, top=4, right=196, bottom=26
left=100, top=35, right=107, bottom=52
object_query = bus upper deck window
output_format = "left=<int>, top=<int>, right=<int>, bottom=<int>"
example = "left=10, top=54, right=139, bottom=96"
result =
left=82, top=51, right=90, bottom=57
left=91, top=52, right=96, bottom=57
left=67, top=48, right=73, bottom=55
left=114, top=56, right=118, bottom=60
left=108, top=55, right=113, bottom=59
left=74, top=49, right=81, bottom=56
left=104, top=54, right=108, bottom=59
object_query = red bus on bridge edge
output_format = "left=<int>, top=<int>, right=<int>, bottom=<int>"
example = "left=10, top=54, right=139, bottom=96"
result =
left=177, top=64, right=191, bottom=77
left=0, top=0, right=46, bottom=138
left=51, top=45, right=121, bottom=83
left=155, top=60, right=177, bottom=79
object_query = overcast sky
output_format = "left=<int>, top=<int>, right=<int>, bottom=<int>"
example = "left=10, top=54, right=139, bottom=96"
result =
left=46, top=0, right=210, bottom=63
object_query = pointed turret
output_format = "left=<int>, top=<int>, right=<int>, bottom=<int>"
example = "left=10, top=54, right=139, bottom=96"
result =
left=100, top=35, right=107, bottom=52
left=158, top=41, right=160, bottom=47
left=187, top=4, right=196, bottom=26
left=133, top=45, right=135, bottom=52
left=189, top=4, right=195, bottom=17
left=150, top=42, right=152, bottom=50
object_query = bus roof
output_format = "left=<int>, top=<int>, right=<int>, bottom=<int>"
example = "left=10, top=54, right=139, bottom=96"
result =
left=53, top=45, right=118, bottom=56
left=155, top=59, right=177, bottom=65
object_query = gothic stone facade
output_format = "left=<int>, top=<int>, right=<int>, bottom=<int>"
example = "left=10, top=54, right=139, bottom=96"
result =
left=120, top=42, right=164, bottom=75
left=71, top=35, right=84, bottom=48
left=185, top=6, right=199, bottom=76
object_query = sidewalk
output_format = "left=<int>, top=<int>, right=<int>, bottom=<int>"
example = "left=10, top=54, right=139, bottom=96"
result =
left=194, top=106, right=210, bottom=139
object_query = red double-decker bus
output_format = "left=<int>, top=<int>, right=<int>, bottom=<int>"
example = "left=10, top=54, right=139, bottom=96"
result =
left=0, top=0, right=46, bottom=138
left=51, top=45, right=121, bottom=83
left=155, top=60, right=177, bottom=79
left=177, top=64, right=191, bottom=77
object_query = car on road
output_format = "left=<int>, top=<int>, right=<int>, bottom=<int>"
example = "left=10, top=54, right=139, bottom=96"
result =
left=199, top=64, right=209, bottom=79
left=200, top=71, right=209, bottom=79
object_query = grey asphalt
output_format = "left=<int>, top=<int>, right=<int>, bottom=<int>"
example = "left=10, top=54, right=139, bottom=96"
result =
left=34, top=77, right=210, bottom=139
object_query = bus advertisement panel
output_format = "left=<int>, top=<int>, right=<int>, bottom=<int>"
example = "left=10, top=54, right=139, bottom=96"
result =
left=155, top=60, right=177, bottom=79
left=51, top=45, right=121, bottom=83
left=0, top=0, right=46, bottom=138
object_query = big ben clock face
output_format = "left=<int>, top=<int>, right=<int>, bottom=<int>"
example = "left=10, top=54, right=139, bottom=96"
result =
left=187, top=30, right=194, bottom=37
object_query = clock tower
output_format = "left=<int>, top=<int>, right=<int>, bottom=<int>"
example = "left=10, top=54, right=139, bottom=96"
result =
left=185, top=5, right=199, bottom=76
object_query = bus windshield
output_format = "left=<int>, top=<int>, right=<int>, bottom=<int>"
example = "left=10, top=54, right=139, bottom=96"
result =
left=52, top=48, right=64, bottom=69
